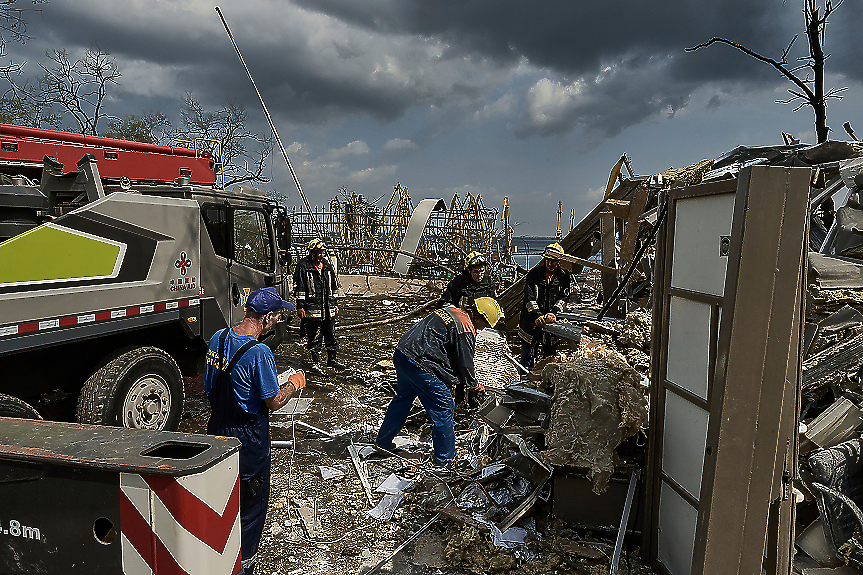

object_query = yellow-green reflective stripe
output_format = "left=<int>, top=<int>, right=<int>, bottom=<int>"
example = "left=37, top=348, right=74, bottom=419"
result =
left=0, top=225, right=121, bottom=283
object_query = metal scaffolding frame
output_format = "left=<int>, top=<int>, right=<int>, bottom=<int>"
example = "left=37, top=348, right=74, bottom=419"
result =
left=289, top=183, right=509, bottom=278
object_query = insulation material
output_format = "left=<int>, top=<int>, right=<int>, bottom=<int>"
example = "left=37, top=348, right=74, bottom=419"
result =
left=616, top=310, right=652, bottom=351
left=807, top=284, right=863, bottom=315
left=541, top=356, right=648, bottom=494
left=474, top=328, right=520, bottom=389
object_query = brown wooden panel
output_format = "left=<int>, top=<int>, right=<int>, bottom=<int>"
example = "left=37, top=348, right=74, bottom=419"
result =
left=696, top=166, right=810, bottom=575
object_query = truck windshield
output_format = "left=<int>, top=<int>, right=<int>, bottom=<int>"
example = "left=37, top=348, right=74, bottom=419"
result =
left=233, top=209, right=273, bottom=272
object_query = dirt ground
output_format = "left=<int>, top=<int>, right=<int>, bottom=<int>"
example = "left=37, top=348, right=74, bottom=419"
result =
left=179, top=293, right=650, bottom=575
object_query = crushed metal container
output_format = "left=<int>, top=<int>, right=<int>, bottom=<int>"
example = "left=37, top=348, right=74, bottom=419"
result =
left=0, top=417, right=241, bottom=575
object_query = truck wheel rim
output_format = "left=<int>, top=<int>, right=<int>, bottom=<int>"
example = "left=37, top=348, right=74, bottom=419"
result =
left=122, top=375, right=172, bottom=430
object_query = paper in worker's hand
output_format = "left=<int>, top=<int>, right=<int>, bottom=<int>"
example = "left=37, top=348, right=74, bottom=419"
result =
left=277, top=368, right=300, bottom=386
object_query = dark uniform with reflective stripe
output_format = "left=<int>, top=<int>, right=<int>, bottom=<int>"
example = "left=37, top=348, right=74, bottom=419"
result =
left=439, top=269, right=499, bottom=310
left=294, top=255, right=339, bottom=355
left=376, top=306, right=477, bottom=465
left=517, top=264, right=571, bottom=364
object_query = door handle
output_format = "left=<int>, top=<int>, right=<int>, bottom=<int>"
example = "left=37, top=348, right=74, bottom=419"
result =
left=232, top=283, right=240, bottom=306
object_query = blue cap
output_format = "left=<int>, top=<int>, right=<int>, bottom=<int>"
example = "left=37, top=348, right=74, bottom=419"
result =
left=246, top=287, right=295, bottom=313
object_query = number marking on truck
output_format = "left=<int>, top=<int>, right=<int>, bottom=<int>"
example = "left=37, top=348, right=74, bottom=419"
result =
left=1, top=520, right=40, bottom=541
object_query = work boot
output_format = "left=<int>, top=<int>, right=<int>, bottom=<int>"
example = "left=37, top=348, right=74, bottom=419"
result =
left=327, top=352, right=347, bottom=372
left=309, top=351, right=324, bottom=375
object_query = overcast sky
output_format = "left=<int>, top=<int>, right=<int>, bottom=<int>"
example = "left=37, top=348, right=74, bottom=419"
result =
left=6, top=0, right=862, bottom=234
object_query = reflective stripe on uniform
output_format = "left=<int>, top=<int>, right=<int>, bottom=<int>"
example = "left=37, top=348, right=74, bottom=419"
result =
left=517, top=325, right=534, bottom=344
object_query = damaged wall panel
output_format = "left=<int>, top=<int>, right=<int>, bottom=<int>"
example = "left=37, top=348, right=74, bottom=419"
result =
left=645, top=178, right=735, bottom=575
left=697, top=166, right=809, bottom=575
left=645, top=166, right=810, bottom=575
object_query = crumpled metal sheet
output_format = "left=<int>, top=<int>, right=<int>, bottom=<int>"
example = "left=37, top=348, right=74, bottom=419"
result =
left=392, top=198, right=447, bottom=275
left=366, top=492, right=405, bottom=521
left=834, top=195, right=863, bottom=257
left=808, top=253, right=863, bottom=289
left=376, top=473, right=415, bottom=494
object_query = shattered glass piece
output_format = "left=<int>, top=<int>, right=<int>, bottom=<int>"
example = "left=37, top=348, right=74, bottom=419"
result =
left=376, top=473, right=416, bottom=494
left=366, top=492, right=404, bottom=521
left=491, top=526, right=526, bottom=548
left=319, top=466, right=345, bottom=480
left=456, top=483, right=489, bottom=510
left=471, top=513, right=527, bottom=549
left=509, top=476, right=533, bottom=499
left=479, top=463, right=508, bottom=480
left=489, top=487, right=514, bottom=507
left=273, top=397, right=313, bottom=415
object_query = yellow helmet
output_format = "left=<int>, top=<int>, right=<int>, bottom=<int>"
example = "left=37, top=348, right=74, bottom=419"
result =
left=464, top=251, right=487, bottom=270
left=471, top=296, right=502, bottom=328
left=544, top=242, right=565, bottom=260
left=308, top=238, right=326, bottom=251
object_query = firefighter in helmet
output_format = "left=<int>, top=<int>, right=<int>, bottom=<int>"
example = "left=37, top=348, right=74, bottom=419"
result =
left=517, top=242, right=571, bottom=369
left=439, top=251, right=502, bottom=327
left=295, top=238, right=345, bottom=374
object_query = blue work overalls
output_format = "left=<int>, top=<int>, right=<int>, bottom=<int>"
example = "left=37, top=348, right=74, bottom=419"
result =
left=207, top=329, right=270, bottom=575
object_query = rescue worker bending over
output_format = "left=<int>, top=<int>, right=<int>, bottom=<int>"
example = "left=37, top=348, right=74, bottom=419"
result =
left=205, top=287, right=306, bottom=575
left=376, top=297, right=502, bottom=467
left=439, top=251, right=501, bottom=314
left=517, top=242, right=571, bottom=369
left=295, top=238, right=345, bottom=374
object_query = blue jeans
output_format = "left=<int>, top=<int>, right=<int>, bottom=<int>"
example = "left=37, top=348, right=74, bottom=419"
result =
left=376, top=350, right=456, bottom=466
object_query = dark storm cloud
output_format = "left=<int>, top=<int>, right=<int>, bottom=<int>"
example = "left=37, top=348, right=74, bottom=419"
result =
left=12, top=0, right=860, bottom=143
left=18, top=0, right=517, bottom=126
left=292, top=0, right=807, bottom=80
left=285, top=0, right=857, bottom=137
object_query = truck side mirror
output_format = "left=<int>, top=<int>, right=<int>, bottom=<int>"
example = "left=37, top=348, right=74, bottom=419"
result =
left=273, top=209, right=292, bottom=267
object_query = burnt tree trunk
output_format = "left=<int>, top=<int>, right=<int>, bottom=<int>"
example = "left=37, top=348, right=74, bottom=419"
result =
left=807, top=6, right=829, bottom=143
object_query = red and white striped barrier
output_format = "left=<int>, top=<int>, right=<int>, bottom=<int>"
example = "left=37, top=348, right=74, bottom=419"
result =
left=120, top=454, right=241, bottom=575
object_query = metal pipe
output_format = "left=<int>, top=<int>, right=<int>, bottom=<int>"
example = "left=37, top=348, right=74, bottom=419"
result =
left=610, top=470, right=638, bottom=575
left=0, top=123, right=201, bottom=156
left=215, top=6, right=324, bottom=238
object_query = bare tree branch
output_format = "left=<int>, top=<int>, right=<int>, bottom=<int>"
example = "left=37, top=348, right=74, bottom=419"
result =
left=172, top=92, right=273, bottom=188
left=687, top=0, right=847, bottom=143
left=686, top=37, right=817, bottom=104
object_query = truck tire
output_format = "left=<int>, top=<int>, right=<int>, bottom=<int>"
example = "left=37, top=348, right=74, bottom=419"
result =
left=76, top=346, right=184, bottom=431
left=0, top=393, right=42, bottom=419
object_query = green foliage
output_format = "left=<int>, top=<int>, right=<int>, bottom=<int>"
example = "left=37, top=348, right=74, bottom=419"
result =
left=102, top=113, right=171, bottom=144
left=0, top=94, right=62, bottom=128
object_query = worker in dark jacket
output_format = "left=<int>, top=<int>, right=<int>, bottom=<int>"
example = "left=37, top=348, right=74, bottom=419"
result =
left=295, top=238, right=344, bottom=373
left=518, top=242, right=571, bottom=369
left=205, top=287, right=306, bottom=575
left=376, top=297, right=502, bottom=466
left=439, top=251, right=500, bottom=311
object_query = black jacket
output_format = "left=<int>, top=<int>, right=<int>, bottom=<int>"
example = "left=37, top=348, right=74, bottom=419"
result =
left=439, top=270, right=499, bottom=310
left=294, top=255, right=339, bottom=320
left=397, top=306, right=477, bottom=389
left=517, top=264, right=571, bottom=344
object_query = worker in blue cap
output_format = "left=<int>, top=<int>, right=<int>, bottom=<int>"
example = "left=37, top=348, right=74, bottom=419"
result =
left=205, top=286, right=305, bottom=575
